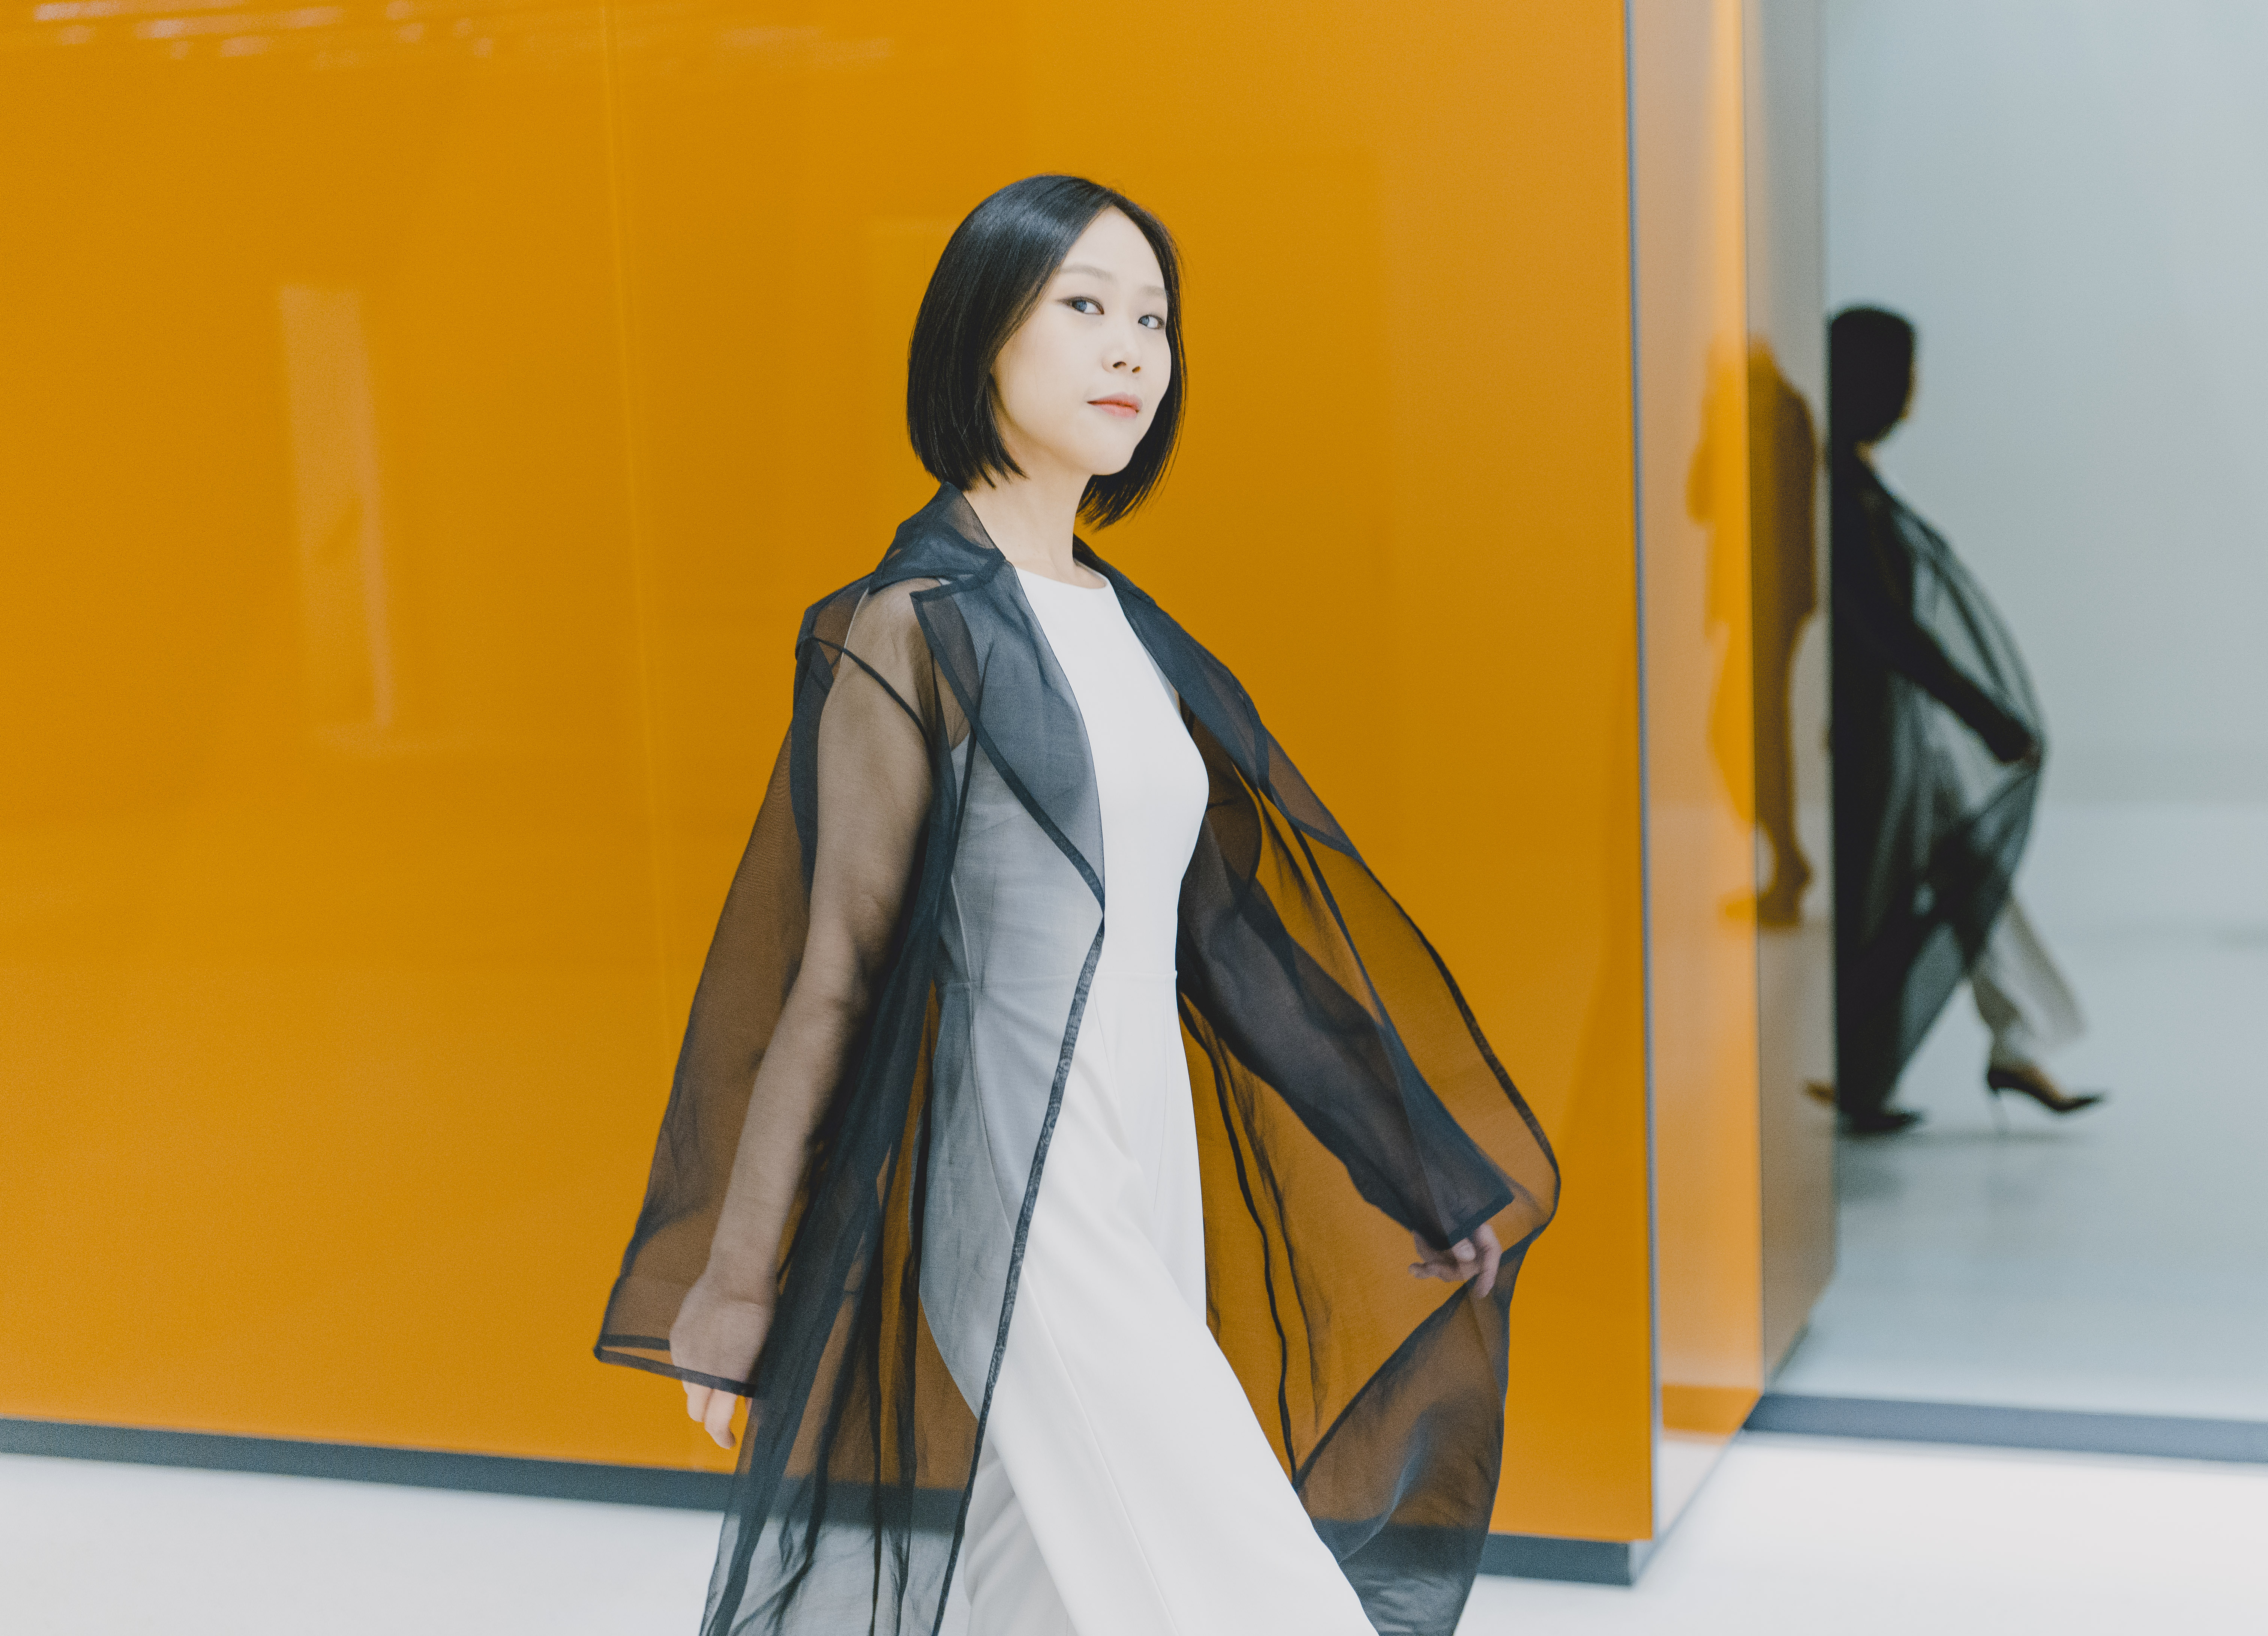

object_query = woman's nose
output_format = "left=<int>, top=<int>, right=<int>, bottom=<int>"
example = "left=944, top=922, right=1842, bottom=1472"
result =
left=1103, top=323, right=1144, bottom=373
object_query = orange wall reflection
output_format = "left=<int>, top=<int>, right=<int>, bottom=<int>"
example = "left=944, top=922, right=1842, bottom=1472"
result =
left=1741, top=0, right=1839, bottom=1374
left=0, top=0, right=1665, bottom=1538
left=1629, top=0, right=1765, bottom=1531
left=1629, top=0, right=1834, bottom=1531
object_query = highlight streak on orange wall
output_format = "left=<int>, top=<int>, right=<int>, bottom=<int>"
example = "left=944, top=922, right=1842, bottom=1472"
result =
left=0, top=0, right=1656, bottom=1540
left=1629, top=0, right=1768, bottom=1531
left=1743, top=0, right=1839, bottom=1379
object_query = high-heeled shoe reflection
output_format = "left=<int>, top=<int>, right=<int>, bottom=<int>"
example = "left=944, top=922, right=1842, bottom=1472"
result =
left=1984, top=1064, right=2108, bottom=1133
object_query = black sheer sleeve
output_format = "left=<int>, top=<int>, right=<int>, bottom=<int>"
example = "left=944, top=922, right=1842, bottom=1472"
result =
left=1838, top=482, right=2034, bottom=759
left=1175, top=718, right=1514, bottom=1248
left=599, top=577, right=939, bottom=1393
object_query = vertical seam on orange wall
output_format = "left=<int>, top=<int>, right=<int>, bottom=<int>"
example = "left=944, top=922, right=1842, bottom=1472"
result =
left=1620, top=0, right=1664, bottom=1543
left=1738, top=0, right=1771, bottom=1405
left=594, top=0, right=678, bottom=1065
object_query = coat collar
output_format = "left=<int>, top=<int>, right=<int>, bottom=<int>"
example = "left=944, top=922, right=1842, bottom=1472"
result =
left=875, top=484, right=1126, bottom=590
left=873, top=485, right=1003, bottom=585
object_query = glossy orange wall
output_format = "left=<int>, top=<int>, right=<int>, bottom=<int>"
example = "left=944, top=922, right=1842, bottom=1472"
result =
left=0, top=0, right=1659, bottom=1539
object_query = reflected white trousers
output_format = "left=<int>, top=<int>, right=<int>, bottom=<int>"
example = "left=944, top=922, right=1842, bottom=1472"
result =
left=953, top=973, right=1375, bottom=1636
left=1973, top=897, right=2085, bottom=1069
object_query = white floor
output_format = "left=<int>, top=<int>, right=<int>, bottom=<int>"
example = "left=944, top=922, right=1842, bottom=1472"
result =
left=1775, top=802, right=2268, bottom=1421
left=7, top=1436, right=2266, bottom=1634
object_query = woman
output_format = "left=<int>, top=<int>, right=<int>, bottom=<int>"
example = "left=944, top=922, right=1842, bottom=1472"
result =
left=1828, top=305, right=2104, bottom=1134
left=597, top=176, right=1557, bottom=1636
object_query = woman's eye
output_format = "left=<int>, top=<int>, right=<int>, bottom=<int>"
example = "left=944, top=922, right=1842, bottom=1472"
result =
left=1067, top=297, right=1102, bottom=315
left=1138, top=314, right=1165, bottom=330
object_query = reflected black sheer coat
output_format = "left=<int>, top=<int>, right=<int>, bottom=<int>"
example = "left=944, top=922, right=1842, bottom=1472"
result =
left=1830, top=453, right=2043, bottom=1116
left=598, top=487, right=1559, bottom=1636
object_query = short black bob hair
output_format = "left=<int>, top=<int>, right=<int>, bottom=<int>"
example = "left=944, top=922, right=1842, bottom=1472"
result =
left=907, top=174, right=1184, bottom=529
left=1828, top=305, right=1917, bottom=452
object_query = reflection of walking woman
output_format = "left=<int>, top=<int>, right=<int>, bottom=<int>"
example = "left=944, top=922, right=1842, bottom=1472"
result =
left=1828, top=306, right=2106, bottom=1134
left=596, top=176, right=1557, bottom=1636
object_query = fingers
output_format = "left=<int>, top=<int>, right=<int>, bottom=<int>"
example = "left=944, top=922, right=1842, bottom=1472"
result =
left=1448, top=1237, right=1481, bottom=1292
left=1475, top=1224, right=1503, bottom=1297
left=1411, top=1227, right=1508, bottom=1296
left=682, top=1377, right=741, bottom=1451
left=1409, top=1233, right=1461, bottom=1283
left=1410, top=1242, right=1476, bottom=1285
left=703, top=1388, right=738, bottom=1451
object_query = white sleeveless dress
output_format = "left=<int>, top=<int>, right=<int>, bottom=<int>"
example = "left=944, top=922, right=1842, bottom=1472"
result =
left=945, top=569, right=1376, bottom=1636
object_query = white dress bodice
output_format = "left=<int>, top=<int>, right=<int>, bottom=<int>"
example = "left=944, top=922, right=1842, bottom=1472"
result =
left=1013, top=567, right=1208, bottom=976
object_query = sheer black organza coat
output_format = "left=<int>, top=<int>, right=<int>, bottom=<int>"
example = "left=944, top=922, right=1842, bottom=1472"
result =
left=597, top=488, right=1560, bottom=1636
left=1830, top=454, right=2044, bottom=1116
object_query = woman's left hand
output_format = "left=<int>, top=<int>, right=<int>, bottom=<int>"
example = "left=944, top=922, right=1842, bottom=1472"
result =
left=1410, top=1223, right=1502, bottom=1297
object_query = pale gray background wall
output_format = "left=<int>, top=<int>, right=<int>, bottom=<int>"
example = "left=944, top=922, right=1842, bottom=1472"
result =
left=1793, top=8, right=2268, bottom=1432
left=1825, top=0, right=2268, bottom=812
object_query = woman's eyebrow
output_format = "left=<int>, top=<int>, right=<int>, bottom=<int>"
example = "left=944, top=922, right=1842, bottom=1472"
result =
left=1055, top=265, right=1168, bottom=300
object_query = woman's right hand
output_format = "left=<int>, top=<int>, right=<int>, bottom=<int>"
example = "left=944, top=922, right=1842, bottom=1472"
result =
left=669, top=1276, right=773, bottom=1451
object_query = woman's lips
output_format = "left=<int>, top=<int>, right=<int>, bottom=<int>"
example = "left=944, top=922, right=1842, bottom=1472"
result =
left=1088, top=395, right=1141, bottom=417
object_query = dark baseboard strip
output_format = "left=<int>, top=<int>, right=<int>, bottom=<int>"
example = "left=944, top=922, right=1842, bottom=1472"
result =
left=1746, top=1393, right=2268, bottom=1464
left=1478, top=1531, right=1651, bottom=1586
left=0, top=1416, right=732, bottom=1510
left=7, top=1414, right=1658, bottom=1589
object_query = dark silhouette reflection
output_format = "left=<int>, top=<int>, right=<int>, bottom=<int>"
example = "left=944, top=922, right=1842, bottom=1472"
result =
left=1688, top=342, right=1820, bottom=925
left=1827, top=307, right=2103, bottom=1134
left=1744, top=344, right=1821, bottom=927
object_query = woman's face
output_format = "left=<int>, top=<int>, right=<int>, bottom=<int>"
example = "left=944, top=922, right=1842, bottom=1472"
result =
left=989, top=208, right=1171, bottom=484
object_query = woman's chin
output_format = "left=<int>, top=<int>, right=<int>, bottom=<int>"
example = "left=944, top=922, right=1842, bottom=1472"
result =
left=1082, top=442, right=1143, bottom=480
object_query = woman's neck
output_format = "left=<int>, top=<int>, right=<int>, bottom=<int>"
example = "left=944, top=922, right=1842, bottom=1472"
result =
left=962, top=467, right=1103, bottom=587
